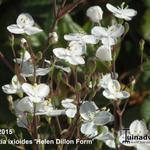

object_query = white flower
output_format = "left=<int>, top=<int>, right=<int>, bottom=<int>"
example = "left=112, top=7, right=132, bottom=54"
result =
left=106, top=3, right=137, bottom=21
left=2, top=75, right=22, bottom=94
left=7, top=13, right=43, bottom=35
left=53, top=41, right=85, bottom=65
left=103, top=79, right=130, bottom=100
left=80, top=101, right=114, bottom=137
left=22, top=83, right=50, bottom=103
left=119, top=120, right=150, bottom=150
left=129, top=120, right=148, bottom=136
left=99, top=73, right=118, bottom=88
left=61, top=99, right=77, bottom=118
left=92, top=24, right=124, bottom=46
left=96, top=45, right=112, bottom=61
left=86, top=6, right=103, bottom=23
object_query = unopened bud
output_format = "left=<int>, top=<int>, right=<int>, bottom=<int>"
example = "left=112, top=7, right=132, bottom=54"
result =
left=86, top=6, right=103, bottom=23
left=48, top=32, right=58, bottom=44
left=21, top=38, right=28, bottom=49
left=75, top=82, right=82, bottom=91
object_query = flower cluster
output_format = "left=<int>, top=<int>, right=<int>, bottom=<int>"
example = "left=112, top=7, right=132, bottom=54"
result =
left=1, top=2, right=141, bottom=150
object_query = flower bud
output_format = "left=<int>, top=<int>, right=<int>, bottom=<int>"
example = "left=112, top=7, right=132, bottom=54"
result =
left=75, top=82, right=82, bottom=91
left=21, top=38, right=28, bottom=49
left=129, top=120, right=148, bottom=136
left=48, top=32, right=58, bottom=44
left=86, top=6, right=103, bottom=23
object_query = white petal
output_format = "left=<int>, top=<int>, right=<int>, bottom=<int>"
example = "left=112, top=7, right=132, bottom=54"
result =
left=106, top=3, right=120, bottom=14
left=82, top=35, right=99, bottom=44
left=35, top=84, right=50, bottom=98
left=17, top=115, right=28, bottom=128
left=107, top=80, right=121, bottom=93
left=21, top=62, right=34, bottom=77
left=7, top=24, right=25, bottom=34
left=136, top=144, right=150, bottom=150
left=99, top=73, right=118, bottom=88
left=24, top=26, right=43, bottom=35
left=116, top=91, right=130, bottom=99
left=47, top=109, right=66, bottom=116
left=36, top=67, right=50, bottom=76
left=105, top=139, right=116, bottom=149
left=2, top=84, right=17, bottom=94
left=53, top=48, right=68, bottom=59
left=91, top=26, right=108, bottom=37
left=103, top=90, right=116, bottom=100
left=80, top=101, right=97, bottom=121
left=61, top=99, right=75, bottom=108
left=96, top=45, right=112, bottom=61
left=122, top=9, right=137, bottom=17
left=64, top=33, right=83, bottom=41
left=66, top=108, right=77, bottom=118
left=94, top=111, right=114, bottom=125
left=54, top=65, right=71, bottom=73
left=81, top=121, right=98, bottom=137
left=66, top=56, right=85, bottom=65
left=16, top=97, right=33, bottom=113
left=108, top=24, right=124, bottom=38
left=29, top=96, right=44, bottom=103
left=129, top=120, right=148, bottom=136
left=22, top=83, right=34, bottom=97
left=17, top=13, right=34, bottom=28
left=69, top=41, right=84, bottom=55
left=101, top=37, right=116, bottom=46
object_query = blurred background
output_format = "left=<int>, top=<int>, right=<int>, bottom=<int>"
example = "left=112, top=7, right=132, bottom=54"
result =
left=0, top=0, right=150, bottom=149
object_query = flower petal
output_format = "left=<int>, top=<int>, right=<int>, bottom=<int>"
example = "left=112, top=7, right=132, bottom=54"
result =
left=96, top=45, right=112, bottom=61
left=7, top=24, right=25, bottom=34
left=91, top=26, right=108, bottom=37
left=103, top=89, right=116, bottom=100
left=22, top=83, right=34, bottom=97
left=24, top=26, right=43, bottom=35
left=36, top=67, right=50, bottom=76
left=82, top=35, right=99, bottom=44
left=81, top=121, right=98, bottom=137
left=80, top=101, right=97, bottom=121
left=66, top=108, right=77, bottom=118
left=116, top=91, right=130, bottom=99
left=64, top=33, right=83, bottom=41
left=93, top=111, right=114, bottom=125
left=53, top=48, right=68, bottom=59
left=35, top=84, right=50, bottom=98
left=108, top=24, right=124, bottom=38
left=2, top=84, right=17, bottom=94
left=16, top=97, right=33, bottom=113
left=106, top=3, right=120, bottom=14
left=61, top=99, right=75, bottom=108
left=66, top=56, right=85, bottom=65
